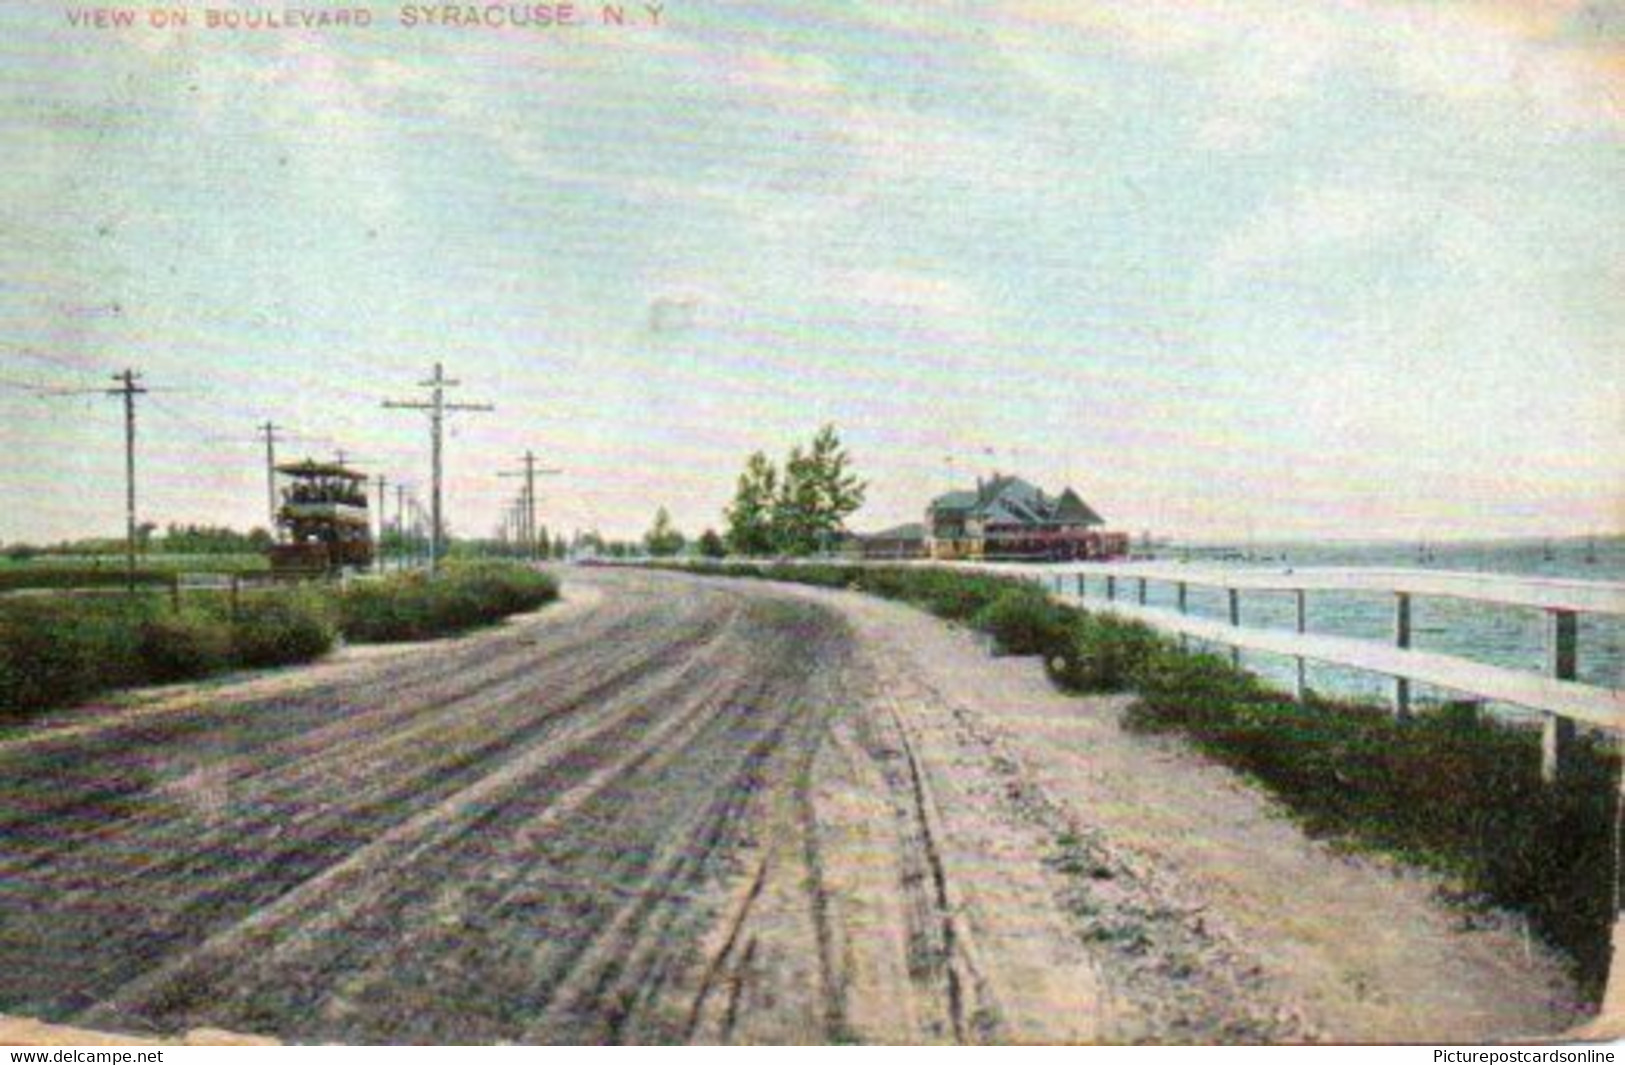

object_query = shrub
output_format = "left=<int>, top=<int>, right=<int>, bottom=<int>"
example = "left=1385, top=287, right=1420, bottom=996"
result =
left=974, top=587, right=1075, bottom=657
left=230, top=591, right=336, bottom=667
left=0, top=597, right=148, bottom=716
left=1046, top=613, right=1168, bottom=693
left=138, top=608, right=232, bottom=683
left=0, top=565, right=559, bottom=722
left=338, top=564, right=560, bottom=644
left=1124, top=676, right=1621, bottom=998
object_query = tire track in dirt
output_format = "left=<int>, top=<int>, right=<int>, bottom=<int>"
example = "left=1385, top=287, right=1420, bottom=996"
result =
left=3, top=567, right=1575, bottom=1043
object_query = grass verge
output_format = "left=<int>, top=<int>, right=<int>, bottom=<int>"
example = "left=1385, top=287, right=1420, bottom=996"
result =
left=650, top=559, right=1620, bottom=1000
left=0, top=555, right=270, bottom=592
left=0, top=563, right=559, bottom=721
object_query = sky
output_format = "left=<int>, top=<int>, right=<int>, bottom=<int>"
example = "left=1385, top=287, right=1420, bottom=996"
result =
left=0, top=0, right=1621, bottom=544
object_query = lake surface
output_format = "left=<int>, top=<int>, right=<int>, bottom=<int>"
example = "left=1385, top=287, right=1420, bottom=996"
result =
left=1116, top=537, right=1625, bottom=713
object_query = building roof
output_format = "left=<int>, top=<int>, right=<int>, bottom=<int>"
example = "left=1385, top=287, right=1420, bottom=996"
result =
left=1052, top=487, right=1104, bottom=526
left=928, top=473, right=1105, bottom=528
left=862, top=522, right=926, bottom=541
left=275, top=459, right=368, bottom=481
left=928, top=490, right=980, bottom=512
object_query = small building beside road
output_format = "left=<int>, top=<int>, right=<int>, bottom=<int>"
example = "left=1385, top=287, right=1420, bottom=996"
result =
left=855, top=522, right=928, bottom=560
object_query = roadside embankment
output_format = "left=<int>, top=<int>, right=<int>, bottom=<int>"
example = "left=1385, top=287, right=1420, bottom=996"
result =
left=645, top=560, right=1620, bottom=1002
left=0, top=562, right=559, bottom=722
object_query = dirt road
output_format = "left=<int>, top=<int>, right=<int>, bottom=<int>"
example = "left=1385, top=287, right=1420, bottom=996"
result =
left=0, top=568, right=1588, bottom=1043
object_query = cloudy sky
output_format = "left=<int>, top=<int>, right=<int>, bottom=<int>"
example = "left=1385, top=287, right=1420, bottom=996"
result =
left=0, top=0, right=1621, bottom=544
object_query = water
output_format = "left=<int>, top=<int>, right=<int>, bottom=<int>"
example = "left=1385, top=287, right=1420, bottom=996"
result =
left=1098, top=536, right=1625, bottom=716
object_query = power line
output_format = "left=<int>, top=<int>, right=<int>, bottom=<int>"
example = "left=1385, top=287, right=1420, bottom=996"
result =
left=36, top=369, right=149, bottom=590
left=382, top=363, right=494, bottom=573
left=497, top=450, right=562, bottom=561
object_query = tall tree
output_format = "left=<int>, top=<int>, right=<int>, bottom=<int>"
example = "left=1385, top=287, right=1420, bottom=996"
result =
left=698, top=528, right=727, bottom=559
left=774, top=444, right=823, bottom=555
left=773, top=425, right=867, bottom=555
left=644, top=506, right=686, bottom=557
left=724, top=451, right=779, bottom=556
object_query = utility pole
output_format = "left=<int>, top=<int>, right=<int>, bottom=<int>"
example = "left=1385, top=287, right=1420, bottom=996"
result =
left=38, top=369, right=151, bottom=591
left=258, top=421, right=283, bottom=536
left=374, top=474, right=389, bottom=567
left=383, top=363, right=493, bottom=573
left=394, top=483, right=409, bottom=571
left=110, top=370, right=148, bottom=590
left=498, top=450, right=561, bottom=560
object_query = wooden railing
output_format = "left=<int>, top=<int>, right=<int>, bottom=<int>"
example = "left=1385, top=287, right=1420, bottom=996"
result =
left=959, top=560, right=1625, bottom=781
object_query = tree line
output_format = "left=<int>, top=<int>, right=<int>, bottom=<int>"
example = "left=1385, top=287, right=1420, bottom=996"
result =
left=3, top=523, right=273, bottom=560
left=639, top=425, right=866, bottom=559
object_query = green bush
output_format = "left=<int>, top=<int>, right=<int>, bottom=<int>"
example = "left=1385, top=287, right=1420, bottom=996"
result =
left=338, top=564, right=560, bottom=644
left=0, top=565, right=560, bottom=722
left=0, top=597, right=149, bottom=715
left=1046, top=613, right=1168, bottom=693
left=229, top=591, right=336, bottom=668
left=138, top=608, right=232, bottom=683
left=973, top=587, right=1075, bottom=657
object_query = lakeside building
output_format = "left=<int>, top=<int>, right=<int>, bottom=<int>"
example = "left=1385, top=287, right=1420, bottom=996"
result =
left=924, top=474, right=1128, bottom=562
left=854, top=522, right=928, bottom=560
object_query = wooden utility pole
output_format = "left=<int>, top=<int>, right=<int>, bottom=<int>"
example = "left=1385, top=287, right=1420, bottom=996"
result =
left=394, top=483, right=409, bottom=571
left=374, top=473, right=389, bottom=565
left=37, top=369, right=151, bottom=591
left=110, top=370, right=148, bottom=590
left=383, top=363, right=493, bottom=572
left=498, top=451, right=561, bottom=560
left=258, top=421, right=283, bottom=536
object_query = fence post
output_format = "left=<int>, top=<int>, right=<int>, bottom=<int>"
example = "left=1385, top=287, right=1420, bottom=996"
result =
left=1293, top=589, right=1308, bottom=702
left=1392, top=592, right=1412, bottom=720
left=1227, top=588, right=1241, bottom=667
left=1076, top=573, right=1086, bottom=600
left=229, top=575, right=241, bottom=622
left=1106, top=575, right=1116, bottom=601
left=1137, top=577, right=1148, bottom=605
left=1542, top=609, right=1579, bottom=782
left=169, top=574, right=181, bottom=612
left=1176, top=581, right=1188, bottom=614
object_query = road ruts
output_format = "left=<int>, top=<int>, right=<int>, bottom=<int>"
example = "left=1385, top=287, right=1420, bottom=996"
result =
left=0, top=574, right=851, bottom=1042
left=0, top=567, right=1585, bottom=1043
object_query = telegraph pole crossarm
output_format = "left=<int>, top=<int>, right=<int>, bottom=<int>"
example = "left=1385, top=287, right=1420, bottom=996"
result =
left=382, top=362, right=494, bottom=573
left=498, top=451, right=562, bottom=561
left=35, top=369, right=152, bottom=592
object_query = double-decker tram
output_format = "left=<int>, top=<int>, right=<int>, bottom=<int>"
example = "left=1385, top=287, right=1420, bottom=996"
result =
left=267, top=460, right=374, bottom=576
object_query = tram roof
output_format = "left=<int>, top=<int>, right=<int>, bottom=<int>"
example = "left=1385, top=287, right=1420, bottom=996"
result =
left=275, top=459, right=367, bottom=481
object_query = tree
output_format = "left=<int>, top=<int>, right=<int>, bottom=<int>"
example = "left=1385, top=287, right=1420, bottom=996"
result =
left=698, top=528, right=727, bottom=559
left=772, top=425, right=867, bottom=555
left=722, top=428, right=867, bottom=557
left=724, top=451, right=779, bottom=556
left=644, top=506, right=686, bottom=557
left=775, top=444, right=823, bottom=555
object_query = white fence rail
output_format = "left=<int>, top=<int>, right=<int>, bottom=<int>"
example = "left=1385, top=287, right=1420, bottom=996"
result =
left=646, top=556, right=1624, bottom=780
left=955, top=560, right=1624, bottom=780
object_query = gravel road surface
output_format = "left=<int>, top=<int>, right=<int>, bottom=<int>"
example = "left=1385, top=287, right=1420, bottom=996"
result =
left=0, top=568, right=1586, bottom=1042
